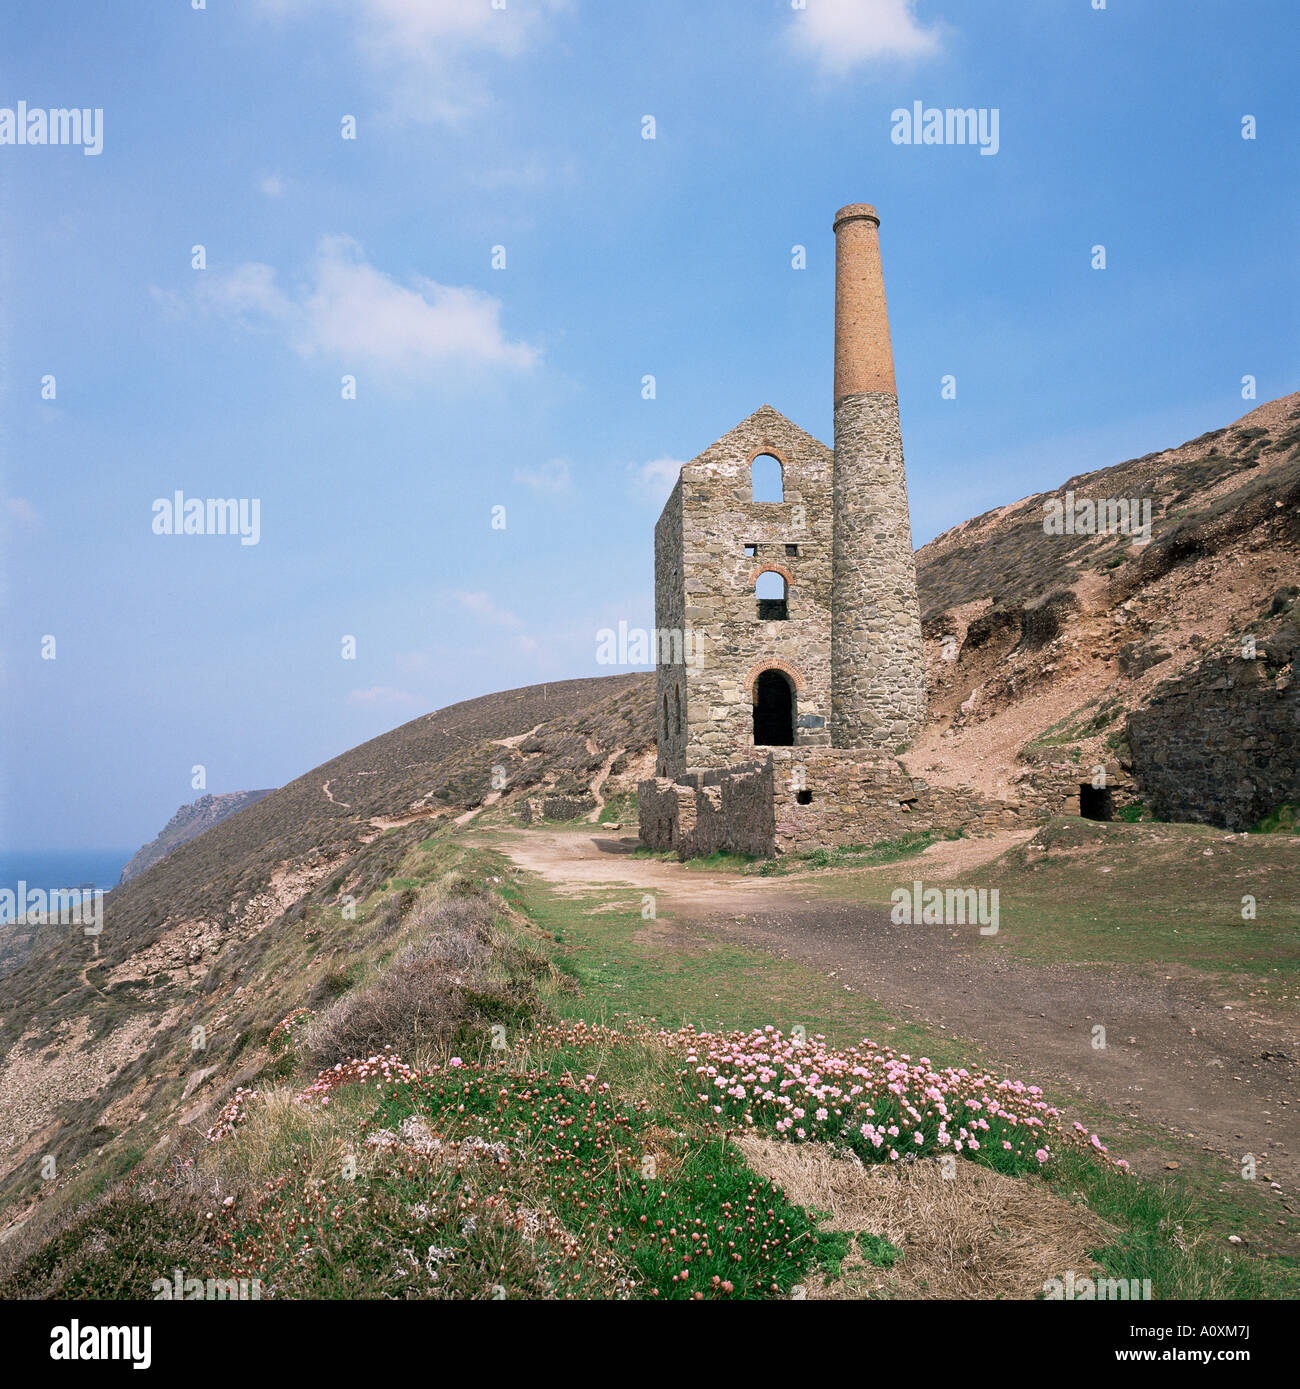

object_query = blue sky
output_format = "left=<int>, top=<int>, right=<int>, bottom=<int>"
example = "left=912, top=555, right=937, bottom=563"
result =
left=1, top=0, right=1296, bottom=853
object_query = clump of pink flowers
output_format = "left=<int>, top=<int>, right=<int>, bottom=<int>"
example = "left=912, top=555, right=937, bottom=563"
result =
left=206, top=1087, right=261, bottom=1142
left=669, top=1026, right=1127, bottom=1174
left=293, top=1049, right=421, bottom=1107
left=267, top=1008, right=315, bottom=1053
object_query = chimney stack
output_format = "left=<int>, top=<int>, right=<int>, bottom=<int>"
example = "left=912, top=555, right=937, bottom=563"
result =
left=833, top=205, right=896, bottom=401
left=829, top=202, right=927, bottom=750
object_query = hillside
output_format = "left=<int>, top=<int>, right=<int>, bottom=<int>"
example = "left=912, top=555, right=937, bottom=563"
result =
left=0, top=394, right=1296, bottom=1297
left=0, top=673, right=653, bottom=1220
left=909, top=392, right=1300, bottom=815
left=119, top=791, right=278, bottom=885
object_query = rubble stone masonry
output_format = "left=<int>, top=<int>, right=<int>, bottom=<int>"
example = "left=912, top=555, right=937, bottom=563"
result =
left=654, top=405, right=835, bottom=776
left=829, top=390, right=927, bottom=748
left=1127, top=655, right=1299, bottom=830
left=829, top=204, right=926, bottom=750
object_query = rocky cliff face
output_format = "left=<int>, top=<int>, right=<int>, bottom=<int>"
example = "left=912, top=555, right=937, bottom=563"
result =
left=118, top=790, right=276, bottom=884
left=906, top=391, right=1300, bottom=825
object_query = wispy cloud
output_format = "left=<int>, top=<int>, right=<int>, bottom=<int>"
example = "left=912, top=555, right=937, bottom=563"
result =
left=466, top=158, right=579, bottom=195
left=258, top=173, right=285, bottom=197
left=194, top=235, right=538, bottom=381
left=788, top=0, right=943, bottom=72
left=513, top=458, right=573, bottom=496
left=627, top=457, right=684, bottom=507
left=452, top=590, right=524, bottom=629
left=2, top=496, right=41, bottom=534
left=259, top=0, right=571, bottom=124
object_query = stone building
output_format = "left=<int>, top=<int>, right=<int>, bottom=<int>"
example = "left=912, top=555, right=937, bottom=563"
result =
left=640, top=203, right=940, bottom=857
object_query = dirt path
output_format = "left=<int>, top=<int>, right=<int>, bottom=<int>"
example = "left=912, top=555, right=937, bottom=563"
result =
left=492, top=828, right=1300, bottom=1202
left=585, top=747, right=625, bottom=822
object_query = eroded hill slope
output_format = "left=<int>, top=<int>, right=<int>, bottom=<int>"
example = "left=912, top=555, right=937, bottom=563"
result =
left=910, top=392, right=1300, bottom=812
left=0, top=673, right=653, bottom=1218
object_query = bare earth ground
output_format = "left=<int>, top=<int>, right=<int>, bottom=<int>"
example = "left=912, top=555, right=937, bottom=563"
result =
left=494, top=828, right=1300, bottom=1202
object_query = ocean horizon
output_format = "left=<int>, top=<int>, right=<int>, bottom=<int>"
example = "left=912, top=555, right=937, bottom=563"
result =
left=0, top=850, right=134, bottom=893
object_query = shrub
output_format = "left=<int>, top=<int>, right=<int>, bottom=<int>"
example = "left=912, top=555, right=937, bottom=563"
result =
left=304, top=892, right=529, bottom=1067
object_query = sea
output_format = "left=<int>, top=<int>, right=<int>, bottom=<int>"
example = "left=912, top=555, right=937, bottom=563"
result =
left=0, top=849, right=134, bottom=895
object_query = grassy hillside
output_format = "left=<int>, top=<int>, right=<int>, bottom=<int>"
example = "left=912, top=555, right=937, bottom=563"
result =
left=0, top=674, right=652, bottom=1223
left=3, top=395, right=1297, bottom=1300
left=915, top=392, right=1300, bottom=619
left=2, top=830, right=1285, bottom=1300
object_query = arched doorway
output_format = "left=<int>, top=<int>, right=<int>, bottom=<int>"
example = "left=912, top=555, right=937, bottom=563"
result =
left=753, top=669, right=795, bottom=746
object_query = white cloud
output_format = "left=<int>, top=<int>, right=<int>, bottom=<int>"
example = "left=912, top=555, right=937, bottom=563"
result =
left=627, top=457, right=684, bottom=507
left=198, top=235, right=538, bottom=380
left=3, top=496, right=41, bottom=532
left=259, top=0, right=570, bottom=124
left=513, top=458, right=573, bottom=496
left=789, top=0, right=943, bottom=71
left=452, top=590, right=524, bottom=629
left=347, top=685, right=419, bottom=708
left=258, top=173, right=285, bottom=197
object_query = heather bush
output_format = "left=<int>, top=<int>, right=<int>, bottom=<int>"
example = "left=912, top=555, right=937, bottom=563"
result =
left=304, top=891, right=539, bottom=1068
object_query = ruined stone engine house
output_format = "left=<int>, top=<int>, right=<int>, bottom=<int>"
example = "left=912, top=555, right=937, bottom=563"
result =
left=639, top=203, right=941, bottom=858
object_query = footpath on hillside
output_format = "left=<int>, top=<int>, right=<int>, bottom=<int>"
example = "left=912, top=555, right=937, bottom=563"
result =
left=489, top=826, right=1300, bottom=1218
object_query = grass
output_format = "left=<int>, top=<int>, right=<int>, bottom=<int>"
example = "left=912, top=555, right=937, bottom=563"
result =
left=508, top=868, right=936, bottom=1054
left=7, top=823, right=1296, bottom=1301
left=761, top=828, right=963, bottom=875
left=1249, top=804, right=1298, bottom=835
left=858, top=1231, right=903, bottom=1268
left=1047, top=1150, right=1276, bottom=1300
left=802, top=816, right=1300, bottom=997
left=489, top=840, right=1297, bottom=1299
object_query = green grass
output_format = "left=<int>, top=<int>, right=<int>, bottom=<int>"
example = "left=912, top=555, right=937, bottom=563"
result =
left=509, top=870, right=948, bottom=1056
left=1046, top=1151, right=1279, bottom=1300
left=494, top=842, right=1298, bottom=1299
left=11, top=822, right=1296, bottom=1301
left=802, top=816, right=1300, bottom=997
left=1249, top=804, right=1298, bottom=835
left=858, top=1231, right=902, bottom=1268
left=763, top=828, right=964, bottom=876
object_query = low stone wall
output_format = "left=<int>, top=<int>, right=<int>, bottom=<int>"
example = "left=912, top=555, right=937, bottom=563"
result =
left=1127, top=655, right=1299, bottom=830
left=636, top=779, right=695, bottom=853
left=767, top=748, right=928, bottom=854
left=519, top=793, right=598, bottom=824
left=637, top=751, right=1121, bottom=859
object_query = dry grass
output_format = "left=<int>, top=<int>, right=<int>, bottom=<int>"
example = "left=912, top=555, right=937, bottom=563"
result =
left=736, top=1136, right=1114, bottom=1300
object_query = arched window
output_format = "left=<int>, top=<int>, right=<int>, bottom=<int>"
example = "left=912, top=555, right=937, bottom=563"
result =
left=674, top=685, right=682, bottom=737
left=662, top=692, right=669, bottom=738
left=750, top=453, right=784, bottom=503
left=755, top=570, right=788, bottom=621
left=753, top=669, right=795, bottom=746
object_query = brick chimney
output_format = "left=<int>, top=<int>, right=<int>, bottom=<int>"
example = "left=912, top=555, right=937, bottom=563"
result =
left=829, top=203, right=927, bottom=750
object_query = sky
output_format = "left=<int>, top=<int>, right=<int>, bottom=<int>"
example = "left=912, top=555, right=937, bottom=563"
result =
left=1, top=0, right=1296, bottom=854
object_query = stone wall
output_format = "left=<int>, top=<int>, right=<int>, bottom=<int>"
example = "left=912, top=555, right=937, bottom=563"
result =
left=653, top=475, right=687, bottom=777
left=767, top=748, right=926, bottom=853
left=1127, top=653, right=1299, bottom=830
left=653, top=405, right=835, bottom=773
left=829, top=390, right=927, bottom=750
left=636, top=755, right=1123, bottom=861
left=519, top=794, right=597, bottom=824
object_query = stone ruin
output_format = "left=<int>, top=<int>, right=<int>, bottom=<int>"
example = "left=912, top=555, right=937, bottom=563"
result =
left=638, top=202, right=1121, bottom=858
